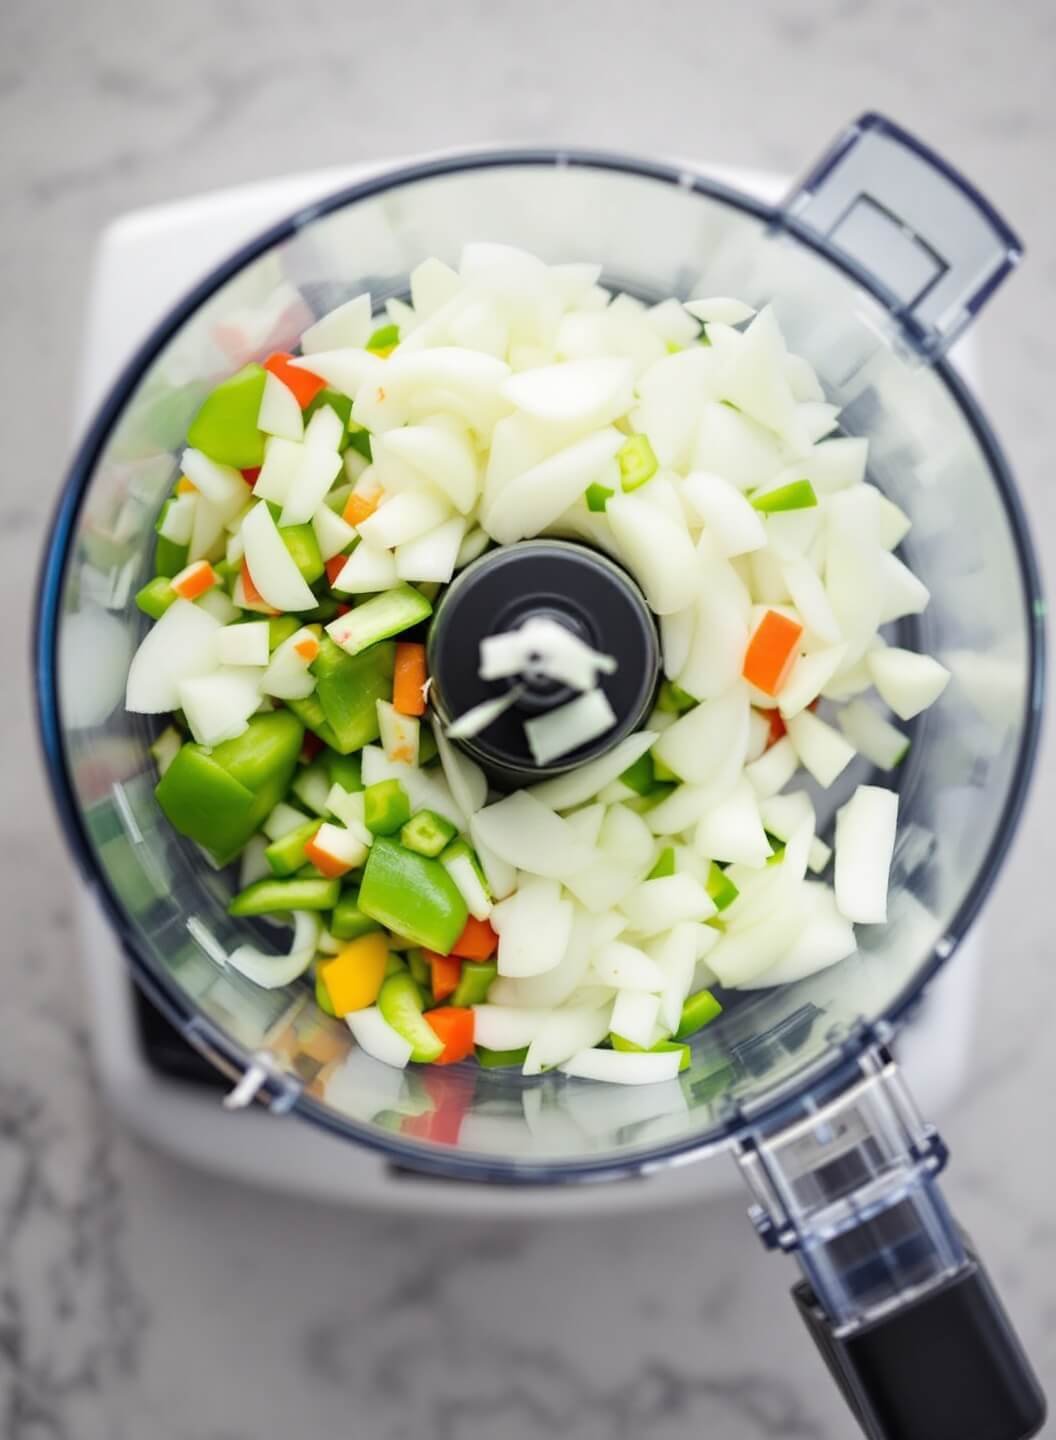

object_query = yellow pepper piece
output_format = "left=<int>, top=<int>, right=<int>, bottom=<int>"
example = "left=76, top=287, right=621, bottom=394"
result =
left=176, top=475, right=197, bottom=494
left=319, top=932, right=390, bottom=1016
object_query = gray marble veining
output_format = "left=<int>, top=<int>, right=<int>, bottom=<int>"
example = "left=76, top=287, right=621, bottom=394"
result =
left=2, top=0, right=1056, bottom=1436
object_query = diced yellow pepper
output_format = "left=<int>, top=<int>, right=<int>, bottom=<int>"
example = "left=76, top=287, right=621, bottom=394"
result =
left=320, top=933, right=390, bottom=1015
left=176, top=475, right=197, bottom=494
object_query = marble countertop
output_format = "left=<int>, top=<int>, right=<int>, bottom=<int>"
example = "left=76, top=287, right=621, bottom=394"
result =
left=3, top=0, right=1055, bottom=1435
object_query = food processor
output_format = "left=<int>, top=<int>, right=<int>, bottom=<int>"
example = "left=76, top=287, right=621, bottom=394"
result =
left=36, top=115, right=1046, bottom=1438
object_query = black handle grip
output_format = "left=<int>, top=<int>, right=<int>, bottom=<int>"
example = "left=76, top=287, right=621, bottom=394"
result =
left=794, top=1241, right=1045, bottom=1440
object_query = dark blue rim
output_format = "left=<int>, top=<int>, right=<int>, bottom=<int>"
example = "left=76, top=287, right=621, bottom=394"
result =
left=34, top=136, right=1045, bottom=1185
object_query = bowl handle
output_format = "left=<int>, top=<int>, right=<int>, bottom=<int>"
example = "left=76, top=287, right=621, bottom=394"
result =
left=777, top=112, right=1022, bottom=360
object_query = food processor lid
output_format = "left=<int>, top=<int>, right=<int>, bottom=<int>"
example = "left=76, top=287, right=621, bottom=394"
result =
left=34, top=119, right=1045, bottom=1183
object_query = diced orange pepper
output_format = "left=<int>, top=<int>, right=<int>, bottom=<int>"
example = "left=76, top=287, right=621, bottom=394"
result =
left=393, top=642, right=428, bottom=717
left=176, top=475, right=197, bottom=495
left=451, top=917, right=499, bottom=961
left=325, top=555, right=347, bottom=587
left=319, top=933, right=390, bottom=1015
left=742, top=610, right=803, bottom=696
left=763, top=707, right=786, bottom=748
left=426, top=950, right=462, bottom=1003
left=240, top=558, right=265, bottom=606
left=342, top=492, right=381, bottom=527
left=424, top=1007, right=475, bottom=1065
left=170, top=560, right=218, bottom=601
left=304, top=831, right=353, bottom=879
left=263, top=350, right=327, bottom=409
left=294, top=635, right=321, bottom=663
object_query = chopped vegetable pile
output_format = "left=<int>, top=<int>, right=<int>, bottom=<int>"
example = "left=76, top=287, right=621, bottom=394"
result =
left=127, top=242, right=950, bottom=1087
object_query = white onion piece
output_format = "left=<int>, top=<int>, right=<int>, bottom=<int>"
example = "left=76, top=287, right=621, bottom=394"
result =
left=469, top=815, right=518, bottom=901
left=325, top=786, right=372, bottom=847
left=563, top=803, right=606, bottom=850
left=377, top=700, right=420, bottom=766
left=431, top=719, right=488, bottom=816
left=707, top=888, right=814, bottom=988
left=660, top=607, right=695, bottom=680
left=259, top=629, right=317, bottom=700
left=238, top=834, right=270, bottom=889
left=290, top=347, right=382, bottom=399
left=312, top=503, right=358, bottom=561
left=442, top=850, right=492, bottom=921
left=876, top=551, right=931, bottom=624
left=381, top=421, right=479, bottom=514
left=471, top=791, right=592, bottom=878
left=758, top=790, right=815, bottom=844
left=524, top=689, right=616, bottom=766
left=693, top=401, right=783, bottom=489
left=742, top=735, right=796, bottom=799
left=799, top=401, right=841, bottom=443
left=180, top=450, right=252, bottom=520
left=835, top=784, right=898, bottom=924
left=592, top=941, right=667, bottom=992
left=449, top=298, right=509, bottom=358
left=736, top=883, right=856, bottom=988
left=384, top=348, right=512, bottom=434
left=778, top=645, right=848, bottom=720
left=300, top=293, right=372, bottom=354
left=780, top=554, right=841, bottom=645
left=694, top=777, right=772, bottom=867
left=456, top=527, right=490, bottom=570
left=258, top=371, right=303, bottom=442
left=226, top=911, right=321, bottom=991
left=411, top=257, right=460, bottom=317
left=503, top=357, right=634, bottom=431
left=654, top=684, right=749, bottom=785
left=484, top=427, right=623, bottom=546
left=526, top=730, right=657, bottom=811
left=472, top=1005, right=553, bottom=1051
left=395, top=516, right=467, bottom=583
left=216, top=621, right=269, bottom=667
left=490, top=909, right=594, bottom=1011
left=684, top=296, right=756, bottom=325
left=253, top=437, right=302, bottom=505
left=559, top=1048, right=681, bottom=1085
left=677, top=535, right=751, bottom=699
left=606, top=493, right=698, bottom=615
left=645, top=747, right=745, bottom=835
left=786, top=710, right=856, bottom=788
left=241, top=501, right=317, bottom=611
left=610, top=990, right=662, bottom=1048
left=620, top=874, right=717, bottom=935
left=836, top=700, right=910, bottom=769
left=784, top=353, right=826, bottom=403
left=523, top=1004, right=613, bottom=1076
left=333, top=542, right=399, bottom=595
left=347, top=1006, right=413, bottom=1069
left=746, top=707, right=770, bottom=763
left=867, top=647, right=950, bottom=720
left=358, top=490, right=451, bottom=549
left=875, top=492, right=912, bottom=550
left=126, top=600, right=221, bottom=713
left=682, top=471, right=766, bottom=556
left=178, top=670, right=261, bottom=746
left=158, top=491, right=197, bottom=544
left=648, top=923, right=699, bottom=1035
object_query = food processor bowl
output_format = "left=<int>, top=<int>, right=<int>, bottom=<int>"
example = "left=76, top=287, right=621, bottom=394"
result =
left=37, top=116, right=1045, bottom=1439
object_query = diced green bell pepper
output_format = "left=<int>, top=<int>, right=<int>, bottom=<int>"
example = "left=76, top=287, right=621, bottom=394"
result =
left=417, top=724, right=439, bottom=768
left=286, top=693, right=342, bottom=752
left=311, top=637, right=395, bottom=753
left=268, top=615, right=301, bottom=651
left=407, top=948, right=431, bottom=990
left=315, top=970, right=337, bottom=1016
left=475, top=1045, right=529, bottom=1069
left=186, top=363, right=268, bottom=469
left=585, top=482, right=613, bottom=512
left=377, top=971, right=444, bottom=1062
left=401, top=808, right=458, bottom=859
left=346, top=424, right=372, bottom=462
left=153, top=534, right=188, bottom=580
left=647, top=846, right=677, bottom=880
left=135, top=575, right=176, bottom=620
left=330, top=886, right=382, bottom=941
left=279, top=521, right=324, bottom=584
left=265, top=818, right=321, bottom=877
left=675, top=989, right=723, bottom=1040
left=291, top=759, right=331, bottom=816
left=617, top=433, right=658, bottom=492
left=359, top=837, right=468, bottom=955
left=651, top=753, right=679, bottom=783
left=325, top=749, right=363, bottom=793
left=706, top=861, right=739, bottom=911
left=327, top=584, right=432, bottom=656
left=364, top=779, right=411, bottom=836
left=366, top=323, right=400, bottom=354
left=751, top=479, right=818, bottom=513
left=229, top=875, right=341, bottom=916
left=619, top=752, right=655, bottom=796
left=611, top=1033, right=691, bottom=1071
left=452, top=959, right=496, bottom=1008
left=657, top=679, right=696, bottom=714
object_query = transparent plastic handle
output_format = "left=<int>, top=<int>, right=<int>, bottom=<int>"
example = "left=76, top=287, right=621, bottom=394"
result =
left=778, top=112, right=1022, bottom=360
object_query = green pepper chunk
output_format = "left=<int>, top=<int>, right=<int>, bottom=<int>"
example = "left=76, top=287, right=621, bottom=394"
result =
left=475, top=1045, right=529, bottom=1069
left=611, top=1034, right=691, bottom=1071
left=153, top=534, right=188, bottom=579
left=657, top=679, right=696, bottom=714
left=326, top=584, right=431, bottom=656
left=265, top=818, right=321, bottom=877
left=401, top=808, right=458, bottom=858
left=585, top=482, right=614, bottom=512
left=311, top=637, right=395, bottom=753
left=346, top=424, right=372, bottom=462
left=359, top=837, right=468, bottom=955
left=417, top=724, right=440, bottom=768
left=364, top=779, right=411, bottom=836
left=279, top=521, right=324, bottom=584
left=285, top=693, right=342, bottom=752
left=647, top=846, right=677, bottom=880
left=325, top=750, right=363, bottom=793
left=186, top=363, right=267, bottom=469
left=452, top=960, right=496, bottom=1008
left=407, top=948, right=431, bottom=990
left=229, top=875, right=341, bottom=915
left=330, top=886, right=382, bottom=941
left=366, top=323, right=400, bottom=353
left=135, top=575, right=177, bottom=620
left=617, top=434, right=658, bottom=492
left=377, top=971, right=444, bottom=1062
left=268, top=615, right=301, bottom=651
left=315, top=970, right=337, bottom=1016
left=751, top=479, right=818, bottom=514
left=706, top=861, right=739, bottom=911
left=619, top=752, right=655, bottom=796
left=675, top=989, right=723, bottom=1040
